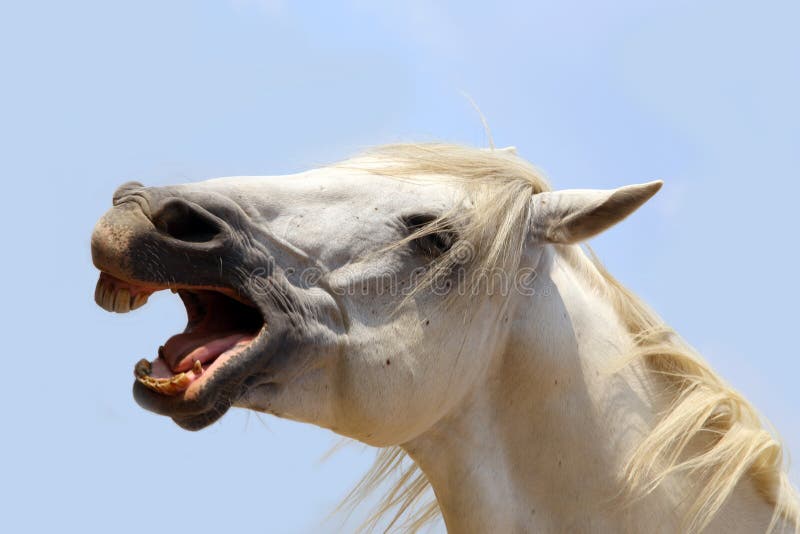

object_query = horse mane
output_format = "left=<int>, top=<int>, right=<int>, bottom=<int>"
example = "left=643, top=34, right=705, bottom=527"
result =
left=336, top=143, right=799, bottom=533
left=562, top=245, right=800, bottom=533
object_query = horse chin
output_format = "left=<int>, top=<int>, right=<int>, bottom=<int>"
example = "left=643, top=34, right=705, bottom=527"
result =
left=95, top=271, right=275, bottom=430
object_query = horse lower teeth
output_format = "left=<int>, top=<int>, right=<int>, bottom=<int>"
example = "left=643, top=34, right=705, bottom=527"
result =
left=136, top=370, right=191, bottom=396
left=133, top=358, right=195, bottom=395
left=134, top=359, right=152, bottom=378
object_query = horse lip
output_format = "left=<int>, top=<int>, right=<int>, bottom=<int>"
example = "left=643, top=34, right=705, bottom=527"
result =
left=91, top=201, right=153, bottom=284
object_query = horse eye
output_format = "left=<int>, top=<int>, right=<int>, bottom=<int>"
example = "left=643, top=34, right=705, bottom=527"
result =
left=402, top=214, right=456, bottom=257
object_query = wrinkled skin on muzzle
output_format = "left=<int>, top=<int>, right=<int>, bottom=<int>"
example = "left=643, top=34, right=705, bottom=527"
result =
left=92, top=180, right=346, bottom=430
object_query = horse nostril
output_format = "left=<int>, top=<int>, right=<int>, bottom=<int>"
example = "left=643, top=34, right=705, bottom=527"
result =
left=152, top=198, right=224, bottom=244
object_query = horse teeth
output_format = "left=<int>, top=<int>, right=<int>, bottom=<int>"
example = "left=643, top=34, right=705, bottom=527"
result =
left=134, top=354, right=193, bottom=396
left=104, top=289, right=116, bottom=311
left=193, top=360, right=203, bottom=375
left=136, top=371, right=191, bottom=395
left=114, top=288, right=131, bottom=313
left=134, top=358, right=152, bottom=378
left=94, top=276, right=151, bottom=313
left=94, top=280, right=105, bottom=307
left=97, top=280, right=114, bottom=311
left=131, top=293, right=149, bottom=310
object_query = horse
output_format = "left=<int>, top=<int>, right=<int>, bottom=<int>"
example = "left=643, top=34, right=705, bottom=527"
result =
left=91, top=143, right=799, bottom=533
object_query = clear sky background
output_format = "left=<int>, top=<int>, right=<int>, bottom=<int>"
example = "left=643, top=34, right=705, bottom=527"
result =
left=1, top=1, right=798, bottom=532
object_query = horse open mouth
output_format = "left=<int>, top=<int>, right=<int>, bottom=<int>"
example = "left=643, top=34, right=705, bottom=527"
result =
left=95, top=271, right=265, bottom=401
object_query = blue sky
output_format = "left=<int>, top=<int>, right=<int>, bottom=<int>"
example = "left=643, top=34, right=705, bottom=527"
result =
left=1, top=1, right=798, bottom=532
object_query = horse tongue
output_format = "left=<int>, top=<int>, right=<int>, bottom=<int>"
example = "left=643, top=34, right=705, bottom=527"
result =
left=162, top=332, right=250, bottom=373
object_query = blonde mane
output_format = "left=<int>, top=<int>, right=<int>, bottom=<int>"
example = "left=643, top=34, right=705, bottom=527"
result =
left=337, top=143, right=799, bottom=533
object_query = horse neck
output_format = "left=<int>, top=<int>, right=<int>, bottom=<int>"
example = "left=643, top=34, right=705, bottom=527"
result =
left=402, top=246, right=779, bottom=533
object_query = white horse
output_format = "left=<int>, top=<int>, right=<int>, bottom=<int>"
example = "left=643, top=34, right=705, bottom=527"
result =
left=92, top=143, right=798, bottom=533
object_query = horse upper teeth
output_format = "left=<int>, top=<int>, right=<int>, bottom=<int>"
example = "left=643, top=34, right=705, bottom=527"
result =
left=132, top=293, right=148, bottom=309
left=193, top=360, right=203, bottom=375
left=114, top=288, right=131, bottom=313
left=94, top=277, right=150, bottom=313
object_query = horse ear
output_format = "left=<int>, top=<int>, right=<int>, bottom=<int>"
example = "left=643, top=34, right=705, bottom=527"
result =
left=530, top=181, right=662, bottom=244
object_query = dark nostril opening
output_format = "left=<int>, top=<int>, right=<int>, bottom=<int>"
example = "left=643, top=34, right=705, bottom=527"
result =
left=152, top=199, right=223, bottom=243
